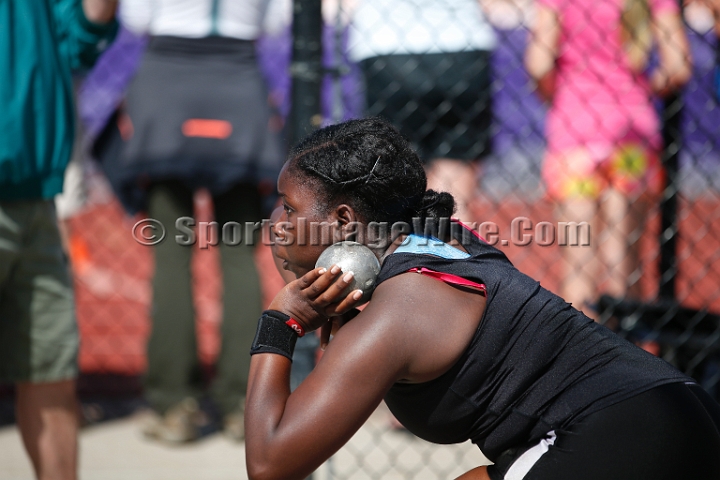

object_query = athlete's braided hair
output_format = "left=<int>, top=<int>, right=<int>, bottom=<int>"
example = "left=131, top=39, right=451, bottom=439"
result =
left=288, top=117, right=455, bottom=225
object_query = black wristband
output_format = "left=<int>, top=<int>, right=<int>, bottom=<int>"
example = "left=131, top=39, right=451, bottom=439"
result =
left=250, top=310, right=299, bottom=360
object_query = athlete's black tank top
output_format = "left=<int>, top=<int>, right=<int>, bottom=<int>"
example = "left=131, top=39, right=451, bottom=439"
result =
left=377, top=224, right=691, bottom=461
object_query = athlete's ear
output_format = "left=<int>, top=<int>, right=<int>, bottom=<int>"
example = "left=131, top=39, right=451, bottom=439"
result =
left=332, top=204, right=362, bottom=242
left=333, top=204, right=356, bottom=227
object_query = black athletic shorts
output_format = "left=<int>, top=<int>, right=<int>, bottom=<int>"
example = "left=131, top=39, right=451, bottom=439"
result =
left=487, top=382, right=720, bottom=480
left=360, top=50, right=493, bottom=163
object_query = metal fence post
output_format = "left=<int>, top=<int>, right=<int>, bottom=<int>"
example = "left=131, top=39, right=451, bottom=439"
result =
left=288, top=0, right=323, bottom=148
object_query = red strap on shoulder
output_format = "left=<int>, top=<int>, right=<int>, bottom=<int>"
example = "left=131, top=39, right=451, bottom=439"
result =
left=408, top=267, right=487, bottom=295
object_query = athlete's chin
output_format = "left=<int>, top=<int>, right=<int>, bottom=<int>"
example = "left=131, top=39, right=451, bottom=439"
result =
left=284, top=262, right=305, bottom=278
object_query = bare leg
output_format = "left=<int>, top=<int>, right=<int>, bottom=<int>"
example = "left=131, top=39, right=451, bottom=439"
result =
left=425, top=159, right=479, bottom=223
left=599, top=188, right=645, bottom=299
left=557, top=197, right=599, bottom=318
left=15, top=380, right=79, bottom=480
left=599, top=189, right=659, bottom=353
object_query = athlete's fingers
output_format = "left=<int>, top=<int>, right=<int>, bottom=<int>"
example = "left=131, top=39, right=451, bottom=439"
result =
left=320, top=320, right=332, bottom=350
left=301, top=265, right=342, bottom=298
left=313, top=271, right=357, bottom=306
left=325, top=289, right=363, bottom=316
left=318, top=291, right=363, bottom=319
left=319, top=314, right=352, bottom=350
left=294, top=266, right=326, bottom=289
left=294, top=265, right=339, bottom=293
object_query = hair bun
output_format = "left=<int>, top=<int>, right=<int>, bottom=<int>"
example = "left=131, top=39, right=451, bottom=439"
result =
left=416, top=190, right=456, bottom=220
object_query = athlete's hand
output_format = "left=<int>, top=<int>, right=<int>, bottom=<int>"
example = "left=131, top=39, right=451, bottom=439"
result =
left=319, top=307, right=362, bottom=350
left=267, top=265, right=364, bottom=333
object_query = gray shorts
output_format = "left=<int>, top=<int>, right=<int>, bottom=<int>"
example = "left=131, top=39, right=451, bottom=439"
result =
left=0, top=200, right=78, bottom=383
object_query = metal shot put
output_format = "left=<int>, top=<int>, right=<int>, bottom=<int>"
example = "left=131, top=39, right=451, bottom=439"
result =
left=315, top=241, right=380, bottom=303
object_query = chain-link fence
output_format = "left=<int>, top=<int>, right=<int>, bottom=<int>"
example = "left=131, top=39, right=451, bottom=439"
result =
left=4, top=0, right=717, bottom=477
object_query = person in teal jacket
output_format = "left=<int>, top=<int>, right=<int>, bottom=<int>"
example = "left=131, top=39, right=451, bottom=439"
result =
left=0, top=2, right=117, bottom=479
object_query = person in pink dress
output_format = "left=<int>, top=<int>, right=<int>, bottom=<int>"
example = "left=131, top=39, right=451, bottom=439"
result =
left=525, top=0, right=692, bottom=318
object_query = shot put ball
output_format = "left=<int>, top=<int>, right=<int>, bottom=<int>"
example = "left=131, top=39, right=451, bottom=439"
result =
left=315, top=241, right=381, bottom=303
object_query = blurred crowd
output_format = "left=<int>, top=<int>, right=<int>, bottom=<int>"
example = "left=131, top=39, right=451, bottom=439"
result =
left=1, top=0, right=719, bottom=479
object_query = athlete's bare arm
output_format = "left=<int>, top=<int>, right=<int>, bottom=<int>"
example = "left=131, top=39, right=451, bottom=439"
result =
left=456, top=465, right=491, bottom=480
left=245, top=271, right=486, bottom=480
left=525, top=3, right=560, bottom=102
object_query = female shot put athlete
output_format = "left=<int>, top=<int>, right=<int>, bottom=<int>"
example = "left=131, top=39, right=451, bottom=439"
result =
left=245, top=118, right=720, bottom=480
